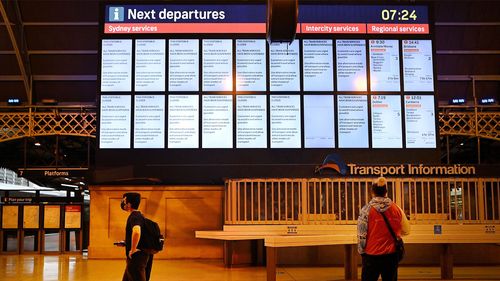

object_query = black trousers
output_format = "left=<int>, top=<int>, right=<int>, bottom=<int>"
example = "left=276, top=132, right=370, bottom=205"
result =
left=122, top=251, right=154, bottom=281
left=361, top=253, right=399, bottom=281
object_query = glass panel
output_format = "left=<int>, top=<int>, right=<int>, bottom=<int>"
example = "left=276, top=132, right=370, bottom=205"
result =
left=44, top=230, right=61, bottom=252
left=23, top=230, right=39, bottom=252
left=2, top=230, right=18, bottom=252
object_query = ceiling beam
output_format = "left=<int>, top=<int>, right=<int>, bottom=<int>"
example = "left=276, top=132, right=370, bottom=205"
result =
left=0, top=75, right=97, bottom=81
left=0, top=0, right=31, bottom=104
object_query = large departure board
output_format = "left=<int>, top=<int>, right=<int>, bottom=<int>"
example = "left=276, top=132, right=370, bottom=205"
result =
left=97, top=2, right=438, bottom=184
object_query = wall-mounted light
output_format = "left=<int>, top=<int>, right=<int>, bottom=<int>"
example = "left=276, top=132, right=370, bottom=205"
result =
left=7, top=98, right=21, bottom=105
left=449, top=98, right=466, bottom=105
left=479, top=97, right=496, bottom=105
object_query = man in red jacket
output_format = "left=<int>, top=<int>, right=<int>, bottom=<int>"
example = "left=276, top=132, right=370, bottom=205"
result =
left=357, top=177, right=410, bottom=281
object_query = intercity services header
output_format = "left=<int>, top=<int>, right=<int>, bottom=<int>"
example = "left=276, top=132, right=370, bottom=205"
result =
left=104, top=4, right=429, bottom=34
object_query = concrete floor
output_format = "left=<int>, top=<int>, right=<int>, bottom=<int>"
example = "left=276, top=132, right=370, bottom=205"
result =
left=0, top=254, right=499, bottom=281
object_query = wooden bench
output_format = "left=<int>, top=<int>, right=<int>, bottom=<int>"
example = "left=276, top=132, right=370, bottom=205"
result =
left=196, top=224, right=500, bottom=281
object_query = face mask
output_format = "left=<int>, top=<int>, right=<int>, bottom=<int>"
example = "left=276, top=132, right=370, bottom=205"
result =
left=120, top=200, right=126, bottom=211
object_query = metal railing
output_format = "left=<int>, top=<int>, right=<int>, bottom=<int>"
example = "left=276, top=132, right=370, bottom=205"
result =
left=0, top=106, right=96, bottom=143
left=225, top=178, right=500, bottom=225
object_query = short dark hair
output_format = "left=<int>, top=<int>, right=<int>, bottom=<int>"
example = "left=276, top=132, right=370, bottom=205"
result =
left=372, top=177, right=388, bottom=197
left=123, top=192, right=141, bottom=209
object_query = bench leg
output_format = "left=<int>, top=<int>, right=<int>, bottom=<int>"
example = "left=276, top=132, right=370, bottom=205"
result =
left=344, top=244, right=358, bottom=281
left=224, top=241, right=234, bottom=268
left=440, top=244, right=453, bottom=279
left=266, top=247, right=277, bottom=281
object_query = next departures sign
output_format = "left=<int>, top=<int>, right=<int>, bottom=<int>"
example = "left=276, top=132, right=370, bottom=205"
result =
left=103, top=4, right=430, bottom=34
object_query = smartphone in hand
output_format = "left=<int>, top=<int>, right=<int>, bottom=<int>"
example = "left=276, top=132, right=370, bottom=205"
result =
left=114, top=241, right=126, bottom=247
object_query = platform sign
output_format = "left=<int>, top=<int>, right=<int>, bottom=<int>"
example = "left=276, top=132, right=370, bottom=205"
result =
left=2, top=205, right=19, bottom=229
left=336, top=40, right=367, bottom=92
left=99, top=95, right=132, bottom=149
left=44, top=205, right=61, bottom=229
left=101, top=39, right=132, bottom=92
left=168, top=94, right=199, bottom=148
left=135, top=39, right=166, bottom=91
left=64, top=205, right=81, bottom=229
left=169, top=39, right=200, bottom=91
left=23, top=205, right=40, bottom=229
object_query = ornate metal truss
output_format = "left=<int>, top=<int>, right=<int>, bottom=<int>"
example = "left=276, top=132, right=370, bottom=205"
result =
left=0, top=106, right=498, bottom=143
left=0, top=107, right=96, bottom=143
left=439, top=108, right=500, bottom=141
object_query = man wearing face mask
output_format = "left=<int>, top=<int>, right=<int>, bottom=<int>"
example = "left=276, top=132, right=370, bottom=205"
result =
left=118, top=192, right=153, bottom=281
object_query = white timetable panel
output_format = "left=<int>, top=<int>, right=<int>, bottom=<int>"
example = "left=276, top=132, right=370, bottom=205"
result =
left=135, top=39, right=166, bottom=92
left=169, top=39, right=199, bottom=91
left=270, top=41, right=300, bottom=91
left=202, top=95, right=233, bottom=148
left=236, top=39, right=267, bottom=92
left=338, top=95, right=368, bottom=148
left=403, top=40, right=434, bottom=92
left=236, top=95, right=267, bottom=148
left=369, top=40, right=400, bottom=92
left=203, top=39, right=233, bottom=91
left=134, top=95, right=165, bottom=149
left=99, top=95, right=131, bottom=148
left=405, top=95, right=436, bottom=148
left=270, top=95, right=301, bottom=148
left=303, top=40, right=334, bottom=92
left=304, top=95, right=335, bottom=148
left=371, top=95, right=402, bottom=148
left=336, top=40, right=367, bottom=92
left=101, top=40, right=132, bottom=92
left=168, top=95, right=199, bottom=148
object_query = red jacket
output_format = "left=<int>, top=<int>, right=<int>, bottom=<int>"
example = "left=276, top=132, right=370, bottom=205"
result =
left=364, top=203, right=402, bottom=255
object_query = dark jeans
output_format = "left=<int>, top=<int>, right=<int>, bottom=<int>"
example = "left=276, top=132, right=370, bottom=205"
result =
left=122, top=251, right=154, bottom=281
left=361, top=253, right=398, bottom=281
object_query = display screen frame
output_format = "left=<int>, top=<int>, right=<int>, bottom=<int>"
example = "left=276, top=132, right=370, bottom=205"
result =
left=95, top=1, right=439, bottom=185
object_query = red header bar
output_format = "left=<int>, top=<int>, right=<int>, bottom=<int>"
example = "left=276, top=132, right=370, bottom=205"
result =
left=105, top=23, right=266, bottom=34
left=367, top=24, right=429, bottom=34
left=301, top=23, right=366, bottom=34
left=105, top=23, right=429, bottom=34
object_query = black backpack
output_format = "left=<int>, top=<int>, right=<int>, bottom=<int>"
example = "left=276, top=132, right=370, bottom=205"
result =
left=140, top=216, right=165, bottom=254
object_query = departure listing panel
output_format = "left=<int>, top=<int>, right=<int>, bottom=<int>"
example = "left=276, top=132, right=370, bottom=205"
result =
left=134, top=95, right=165, bottom=148
left=99, top=95, right=131, bottom=149
left=168, top=95, right=199, bottom=148
left=135, top=40, right=165, bottom=91
left=270, top=95, right=301, bottom=148
left=405, top=95, right=436, bottom=148
left=369, top=40, right=400, bottom=92
left=270, top=41, right=300, bottom=92
left=303, top=40, right=334, bottom=92
left=236, top=39, right=267, bottom=92
left=202, top=95, right=233, bottom=148
left=203, top=39, right=233, bottom=91
left=371, top=95, right=402, bottom=148
left=336, top=40, right=367, bottom=92
left=338, top=95, right=368, bottom=148
left=101, top=40, right=132, bottom=92
left=304, top=95, right=335, bottom=148
left=403, top=40, right=434, bottom=92
left=236, top=95, right=267, bottom=148
left=169, top=39, right=199, bottom=91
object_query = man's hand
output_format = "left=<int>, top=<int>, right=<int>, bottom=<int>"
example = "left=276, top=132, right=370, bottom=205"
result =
left=128, top=225, right=142, bottom=258
left=128, top=248, right=140, bottom=259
